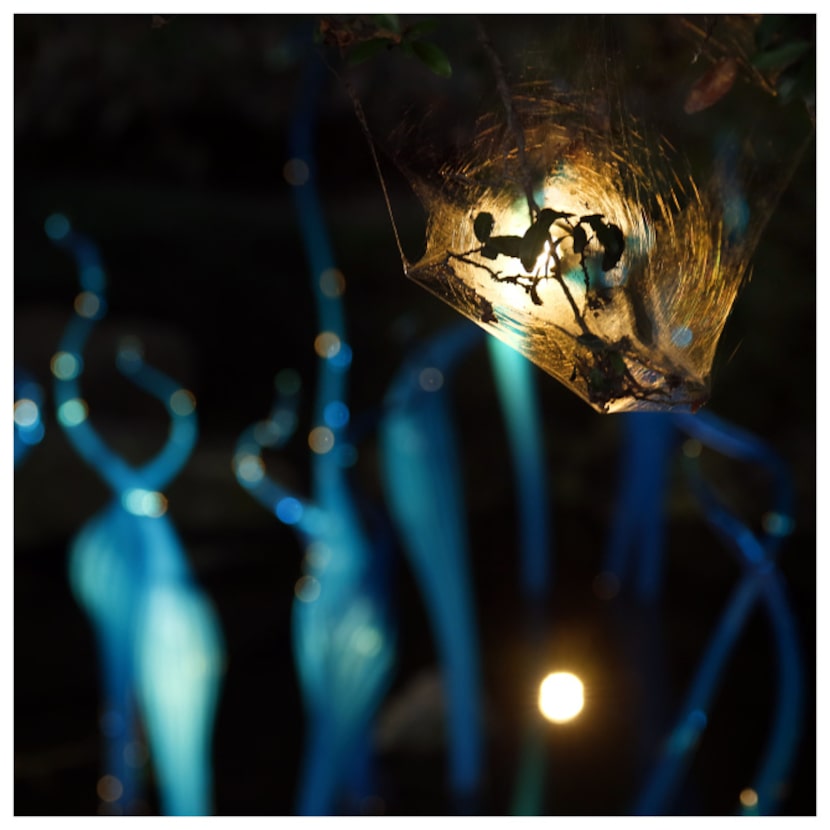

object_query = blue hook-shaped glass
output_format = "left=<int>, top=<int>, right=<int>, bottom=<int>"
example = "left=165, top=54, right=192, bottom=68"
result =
left=48, top=215, right=224, bottom=816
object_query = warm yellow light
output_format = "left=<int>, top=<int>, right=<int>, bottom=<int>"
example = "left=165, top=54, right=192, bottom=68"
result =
left=739, top=788, right=758, bottom=808
left=308, top=426, right=335, bottom=454
left=539, top=672, right=584, bottom=723
left=314, top=331, right=341, bottom=359
left=533, top=238, right=552, bottom=274
left=74, top=291, right=101, bottom=318
left=97, top=774, right=123, bottom=802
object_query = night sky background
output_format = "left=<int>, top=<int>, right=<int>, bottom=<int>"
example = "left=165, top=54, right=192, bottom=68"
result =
left=14, top=14, right=816, bottom=816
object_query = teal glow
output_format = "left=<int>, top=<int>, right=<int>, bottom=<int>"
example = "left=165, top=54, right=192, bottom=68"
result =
left=15, top=372, right=45, bottom=466
left=169, top=389, right=195, bottom=416
left=134, top=585, right=224, bottom=817
left=14, top=399, right=39, bottom=428
left=45, top=212, right=70, bottom=240
left=58, top=398, right=88, bottom=427
left=235, top=453, right=265, bottom=484
left=121, top=488, right=166, bottom=518
left=51, top=351, right=82, bottom=380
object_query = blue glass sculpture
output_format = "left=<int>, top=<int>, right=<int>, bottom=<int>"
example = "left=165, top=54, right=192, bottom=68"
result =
left=234, top=57, right=394, bottom=816
left=602, top=410, right=804, bottom=816
left=379, top=322, right=484, bottom=812
left=14, top=367, right=45, bottom=467
left=486, top=338, right=554, bottom=816
left=48, top=214, right=225, bottom=816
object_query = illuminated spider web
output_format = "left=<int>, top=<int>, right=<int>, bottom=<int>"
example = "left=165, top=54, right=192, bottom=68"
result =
left=339, top=15, right=812, bottom=413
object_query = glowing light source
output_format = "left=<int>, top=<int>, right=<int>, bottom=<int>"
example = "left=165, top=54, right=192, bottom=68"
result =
left=308, top=426, right=335, bottom=454
left=319, top=267, right=346, bottom=297
left=169, top=389, right=196, bottom=416
left=276, top=496, right=304, bottom=525
left=14, top=372, right=45, bottom=464
left=74, top=291, right=103, bottom=318
left=57, top=397, right=89, bottom=427
left=234, top=452, right=265, bottom=484
left=13, top=398, right=39, bottom=428
left=122, top=488, right=168, bottom=518
left=51, top=351, right=82, bottom=380
left=375, top=18, right=800, bottom=414
left=538, top=672, right=584, bottom=723
left=97, top=774, right=124, bottom=803
left=314, top=331, right=342, bottom=359
left=739, top=788, right=759, bottom=808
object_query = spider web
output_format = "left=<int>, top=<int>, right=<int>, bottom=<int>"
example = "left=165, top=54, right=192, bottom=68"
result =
left=339, top=15, right=812, bottom=413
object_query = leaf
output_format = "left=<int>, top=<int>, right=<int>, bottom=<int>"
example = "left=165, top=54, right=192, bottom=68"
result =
left=347, top=37, right=390, bottom=66
left=473, top=212, right=494, bottom=243
left=754, top=14, right=789, bottom=50
left=373, top=14, right=400, bottom=34
left=752, top=39, right=811, bottom=73
left=405, top=19, right=438, bottom=39
left=684, top=58, right=739, bottom=114
left=410, top=39, right=452, bottom=78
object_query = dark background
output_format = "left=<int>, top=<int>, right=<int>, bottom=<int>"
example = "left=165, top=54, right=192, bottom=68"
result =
left=14, top=15, right=815, bottom=816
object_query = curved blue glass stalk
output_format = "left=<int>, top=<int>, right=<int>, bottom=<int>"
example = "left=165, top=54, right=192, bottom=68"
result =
left=634, top=411, right=802, bottom=815
left=48, top=216, right=224, bottom=816
left=486, top=338, right=554, bottom=816
left=379, top=322, right=484, bottom=812
left=234, top=56, right=394, bottom=816
left=14, top=367, right=45, bottom=466
left=487, top=339, right=551, bottom=611
left=603, top=413, right=677, bottom=602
